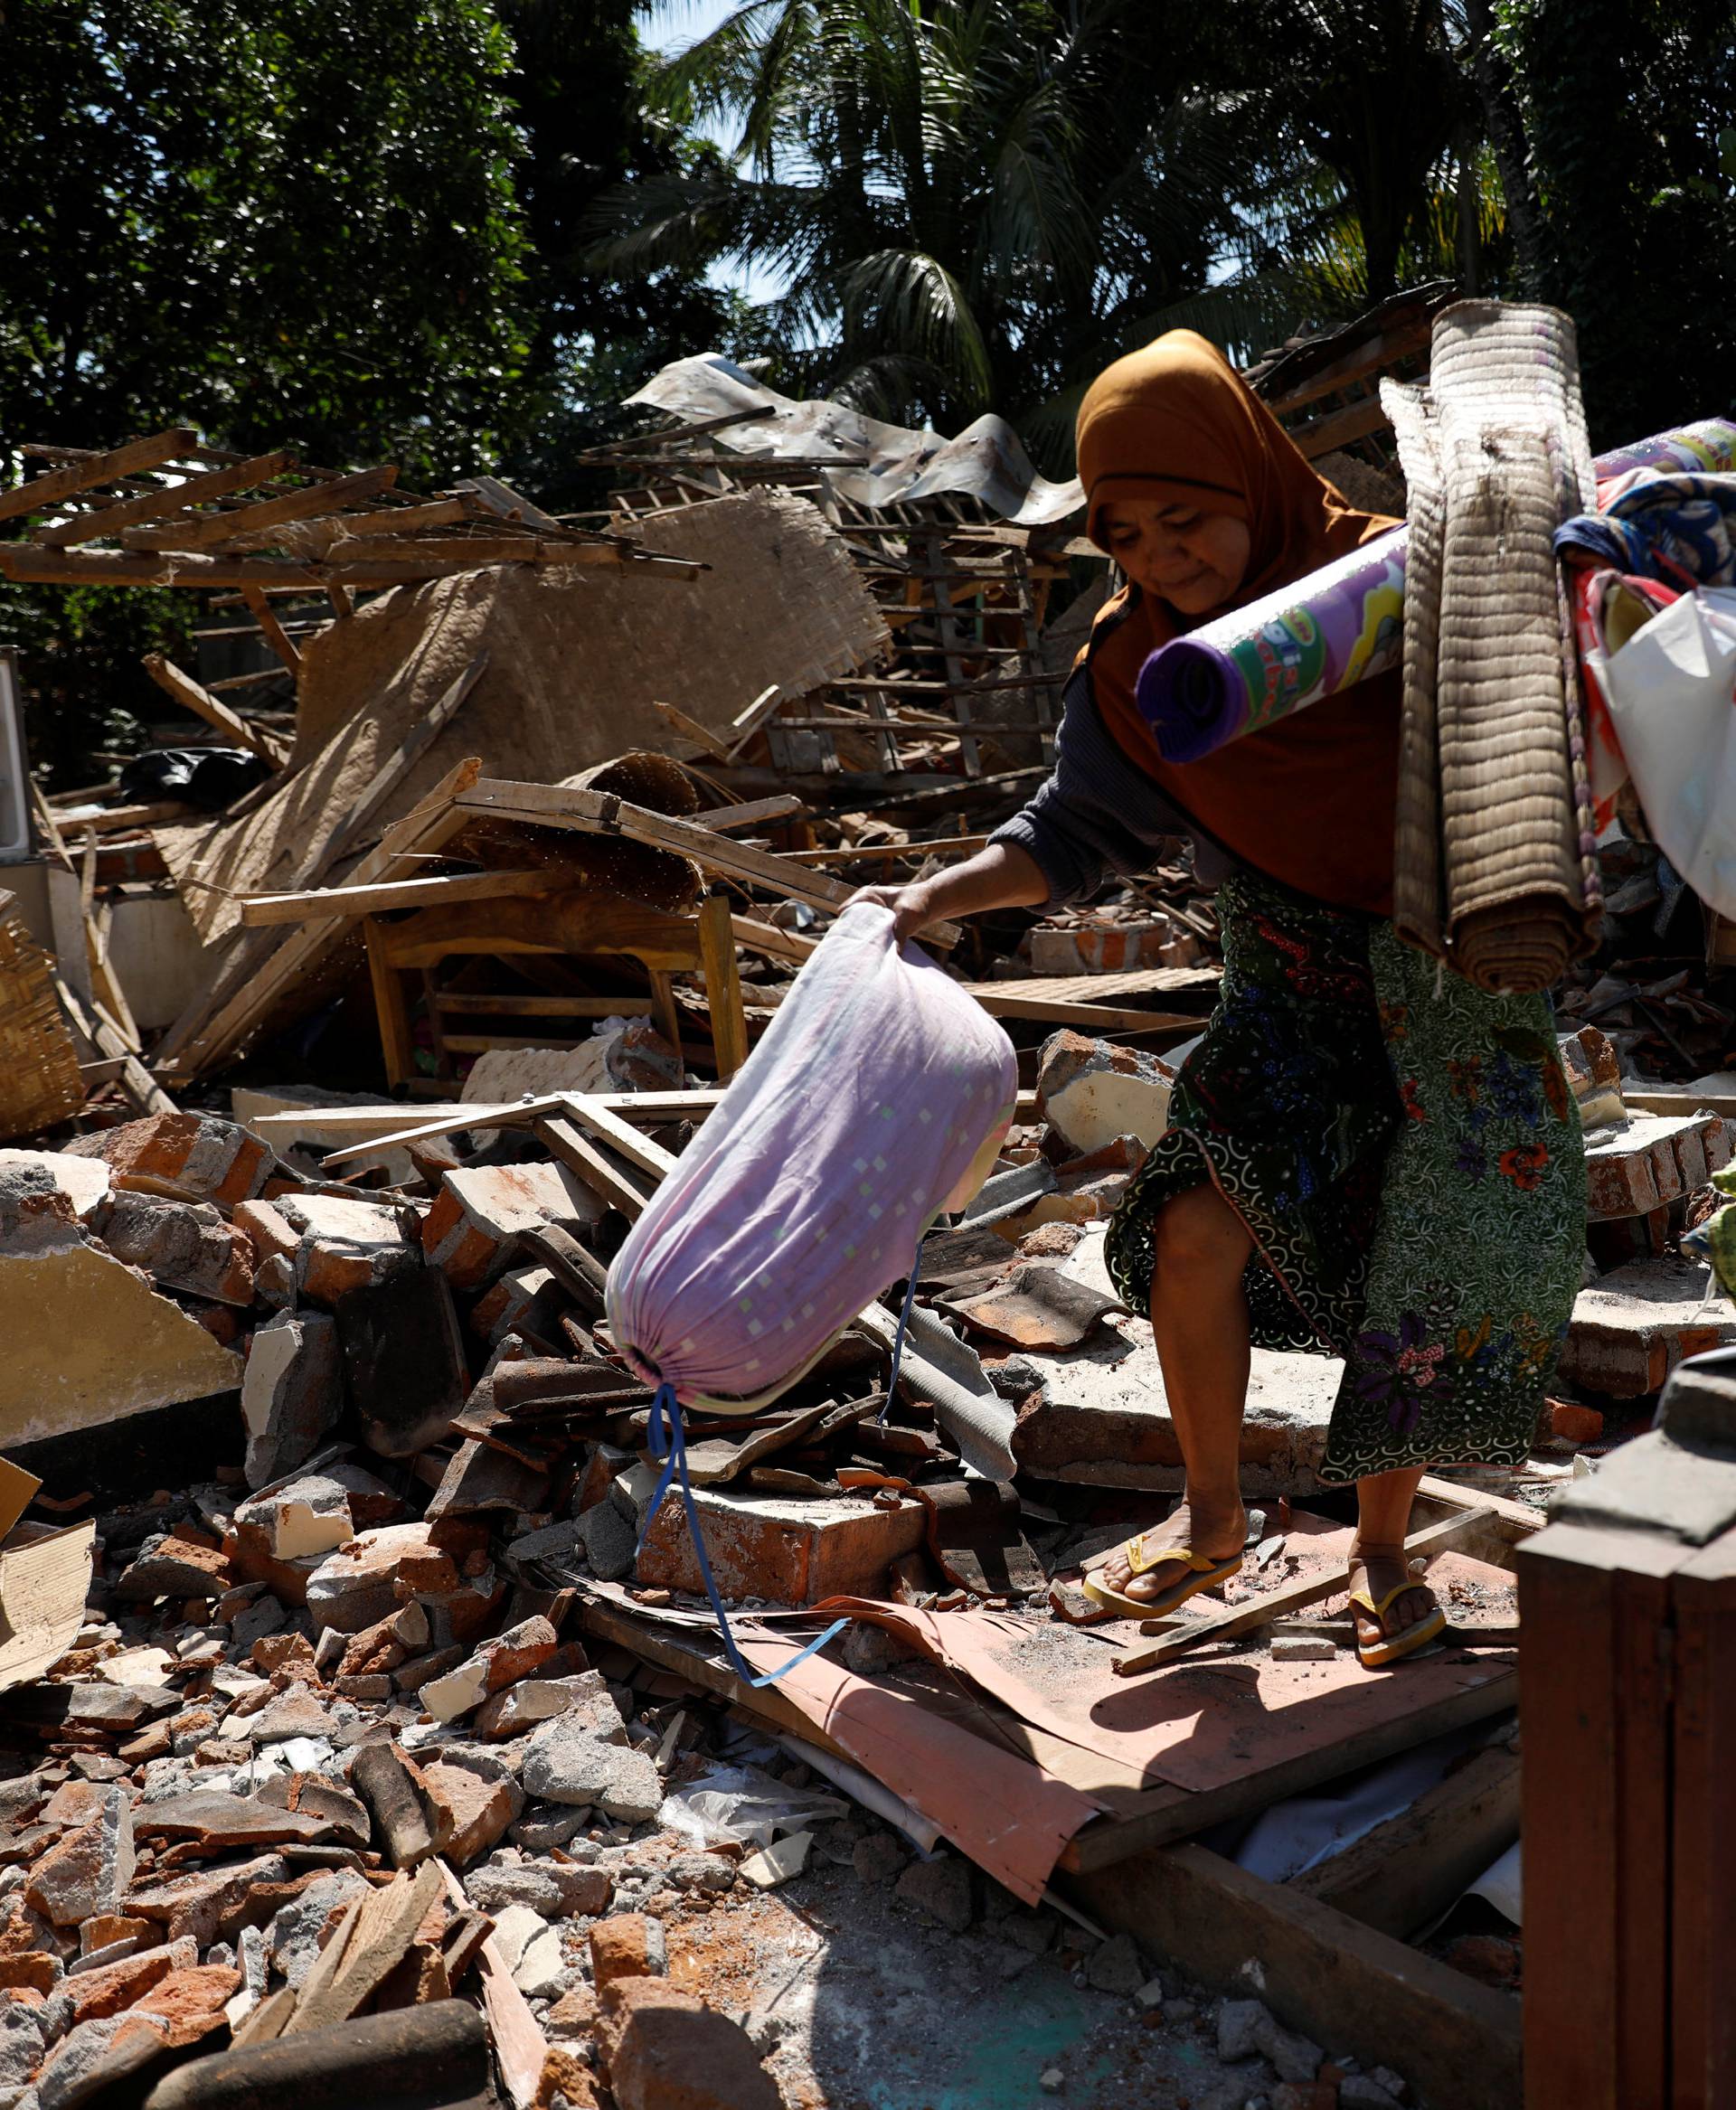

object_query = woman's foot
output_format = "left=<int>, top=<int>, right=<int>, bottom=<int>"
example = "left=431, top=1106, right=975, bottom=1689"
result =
left=1098, top=1495, right=1248, bottom=1606
left=1347, top=1540, right=1444, bottom=1665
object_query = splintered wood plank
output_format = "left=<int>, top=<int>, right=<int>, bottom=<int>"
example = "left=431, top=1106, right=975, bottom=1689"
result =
left=35, top=448, right=296, bottom=546
left=0, top=428, right=199, bottom=525
left=697, top=891, right=749, bottom=1079
left=455, top=777, right=963, bottom=947
left=142, top=654, right=288, bottom=767
left=241, top=586, right=304, bottom=674
left=154, top=755, right=483, bottom=1080
left=531, top=1116, right=653, bottom=1218
left=1288, top=1741, right=1521, bottom=1937
left=241, top=865, right=546, bottom=926
left=147, top=464, right=400, bottom=549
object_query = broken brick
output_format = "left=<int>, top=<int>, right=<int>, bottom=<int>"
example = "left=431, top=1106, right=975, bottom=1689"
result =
left=590, top=1915, right=667, bottom=1992
left=113, top=1531, right=231, bottom=1604
left=278, top=1192, right=420, bottom=1305
left=64, top=1112, right=271, bottom=1205
left=420, top=1615, right=558, bottom=1724
left=599, top=1976, right=780, bottom=2110
left=90, top=1192, right=258, bottom=1306
left=1034, top=1031, right=1177, bottom=1155
left=1585, top=1111, right=1733, bottom=1221
left=421, top=1163, right=603, bottom=1292
left=416, top=1752, right=521, bottom=1868
left=24, top=1790, right=134, bottom=1926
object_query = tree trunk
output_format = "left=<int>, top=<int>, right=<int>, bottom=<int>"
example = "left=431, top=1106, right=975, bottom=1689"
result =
left=1461, top=0, right=1548, bottom=296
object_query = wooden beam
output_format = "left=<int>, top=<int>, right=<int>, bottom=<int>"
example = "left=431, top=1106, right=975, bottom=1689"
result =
left=363, top=919, right=416, bottom=1089
left=142, top=465, right=400, bottom=550
left=241, top=865, right=547, bottom=927
left=1288, top=1739, right=1521, bottom=1938
left=653, top=699, right=731, bottom=761
left=141, top=653, right=288, bottom=767
left=373, top=890, right=701, bottom=974
left=689, top=796, right=806, bottom=833
left=0, top=428, right=199, bottom=525
left=454, top=778, right=963, bottom=948
left=34, top=448, right=296, bottom=547
left=725, top=683, right=786, bottom=756
left=697, top=891, right=750, bottom=1080
left=1410, top=1474, right=1544, bottom=1576
left=531, top=1115, right=653, bottom=1217
left=1067, top=1842, right=1522, bottom=2110
left=241, top=585, right=303, bottom=674
left=431, top=992, right=652, bottom=1018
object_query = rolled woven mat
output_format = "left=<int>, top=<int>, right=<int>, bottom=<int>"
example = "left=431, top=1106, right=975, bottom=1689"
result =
left=1133, top=411, right=1736, bottom=763
left=1388, top=299, right=1602, bottom=995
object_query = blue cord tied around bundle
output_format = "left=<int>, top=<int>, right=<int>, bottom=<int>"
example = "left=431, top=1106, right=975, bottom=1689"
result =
left=633, top=1242, right=923, bottom=1689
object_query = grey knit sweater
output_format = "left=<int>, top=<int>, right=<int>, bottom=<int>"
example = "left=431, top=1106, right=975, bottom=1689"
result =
left=989, top=664, right=1241, bottom=909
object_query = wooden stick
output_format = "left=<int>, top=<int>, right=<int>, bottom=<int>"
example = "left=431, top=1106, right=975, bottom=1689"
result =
left=240, top=864, right=545, bottom=927
left=454, top=778, right=963, bottom=947
left=690, top=796, right=806, bottom=832
left=78, top=828, right=142, bottom=1051
left=1110, top=1509, right=1500, bottom=1676
left=142, top=653, right=288, bottom=767
left=696, top=891, right=750, bottom=1079
left=0, top=428, right=199, bottom=525
left=241, top=586, right=303, bottom=674
left=531, top=1116, right=653, bottom=1217
left=724, top=683, right=785, bottom=756
left=34, top=448, right=295, bottom=547
left=363, top=921, right=416, bottom=1090
left=148, top=465, right=400, bottom=550
left=653, top=699, right=731, bottom=761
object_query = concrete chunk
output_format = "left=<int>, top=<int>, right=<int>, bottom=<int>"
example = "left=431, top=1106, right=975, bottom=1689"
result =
left=1035, top=1031, right=1176, bottom=1155
left=1560, top=1257, right=1736, bottom=1399
left=241, top=1311, right=343, bottom=1489
left=91, top=1192, right=257, bottom=1306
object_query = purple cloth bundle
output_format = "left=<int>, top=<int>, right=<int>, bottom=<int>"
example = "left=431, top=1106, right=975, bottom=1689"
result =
left=606, top=902, right=1016, bottom=1414
left=1134, top=415, right=1736, bottom=763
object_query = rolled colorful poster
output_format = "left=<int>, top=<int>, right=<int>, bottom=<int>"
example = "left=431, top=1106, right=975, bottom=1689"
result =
left=1134, top=413, right=1736, bottom=763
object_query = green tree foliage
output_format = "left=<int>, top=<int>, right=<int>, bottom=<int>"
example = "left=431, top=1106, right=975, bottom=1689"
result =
left=1494, top=0, right=1736, bottom=446
left=1, top=0, right=534, bottom=479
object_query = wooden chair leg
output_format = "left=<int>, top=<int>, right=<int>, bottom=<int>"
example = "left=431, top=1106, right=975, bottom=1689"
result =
left=696, top=890, right=749, bottom=1080
left=363, top=918, right=416, bottom=1088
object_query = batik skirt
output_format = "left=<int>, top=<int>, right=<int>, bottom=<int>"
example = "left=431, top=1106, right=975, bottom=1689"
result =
left=1104, top=871, right=1586, bottom=1480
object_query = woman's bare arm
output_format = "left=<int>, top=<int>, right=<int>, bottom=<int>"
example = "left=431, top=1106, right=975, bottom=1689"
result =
left=845, top=841, right=1051, bottom=939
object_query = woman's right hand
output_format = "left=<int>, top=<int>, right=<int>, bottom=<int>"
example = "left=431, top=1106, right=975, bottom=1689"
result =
left=844, top=881, right=939, bottom=941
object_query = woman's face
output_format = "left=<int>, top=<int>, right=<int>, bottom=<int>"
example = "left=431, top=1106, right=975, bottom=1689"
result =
left=1100, top=499, right=1251, bottom=616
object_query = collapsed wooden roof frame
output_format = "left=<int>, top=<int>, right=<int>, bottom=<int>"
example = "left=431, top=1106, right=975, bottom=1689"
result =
left=0, top=429, right=706, bottom=599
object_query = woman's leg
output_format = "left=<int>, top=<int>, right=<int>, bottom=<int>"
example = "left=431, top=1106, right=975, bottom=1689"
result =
left=1099, top=1182, right=1254, bottom=1602
left=1349, top=1466, right=1437, bottom=1643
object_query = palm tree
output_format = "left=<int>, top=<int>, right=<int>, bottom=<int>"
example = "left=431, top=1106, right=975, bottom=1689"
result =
left=588, top=0, right=1297, bottom=462
left=588, top=0, right=1486, bottom=465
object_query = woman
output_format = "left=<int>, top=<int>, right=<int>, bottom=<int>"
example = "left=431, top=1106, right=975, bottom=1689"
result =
left=854, top=331, right=1584, bottom=1668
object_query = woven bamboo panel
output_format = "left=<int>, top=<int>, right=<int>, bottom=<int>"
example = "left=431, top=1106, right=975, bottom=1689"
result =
left=0, top=890, right=83, bottom=1140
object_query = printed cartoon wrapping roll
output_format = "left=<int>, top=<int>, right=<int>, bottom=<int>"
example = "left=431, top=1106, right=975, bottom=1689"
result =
left=605, top=901, right=1017, bottom=1416
left=1133, top=414, right=1736, bottom=764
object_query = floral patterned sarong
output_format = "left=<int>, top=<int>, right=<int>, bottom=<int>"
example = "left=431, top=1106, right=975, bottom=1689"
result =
left=1104, top=871, right=1585, bottom=1479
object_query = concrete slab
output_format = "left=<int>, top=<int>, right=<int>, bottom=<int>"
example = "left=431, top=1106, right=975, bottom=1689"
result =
left=1009, top=1229, right=1341, bottom=1493
left=1558, top=1256, right=1736, bottom=1399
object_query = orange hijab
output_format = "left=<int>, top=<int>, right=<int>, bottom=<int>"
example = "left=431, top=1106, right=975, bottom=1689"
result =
left=1076, top=331, right=1404, bottom=915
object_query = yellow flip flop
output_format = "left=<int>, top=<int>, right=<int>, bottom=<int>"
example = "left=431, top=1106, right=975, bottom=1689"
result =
left=1349, top=1574, right=1447, bottom=1668
left=1080, top=1533, right=1243, bottom=1620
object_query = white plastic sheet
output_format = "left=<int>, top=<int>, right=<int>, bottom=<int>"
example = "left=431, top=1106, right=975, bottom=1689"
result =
left=1603, top=588, right=1736, bottom=916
